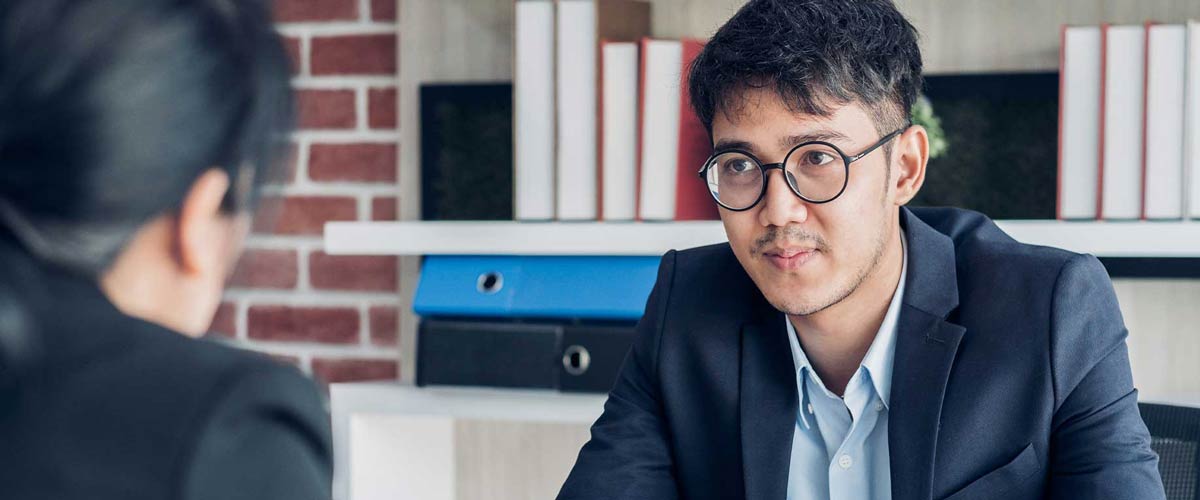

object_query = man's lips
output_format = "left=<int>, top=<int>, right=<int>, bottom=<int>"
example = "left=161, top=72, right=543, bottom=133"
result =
left=764, top=248, right=818, bottom=270
left=765, top=246, right=815, bottom=258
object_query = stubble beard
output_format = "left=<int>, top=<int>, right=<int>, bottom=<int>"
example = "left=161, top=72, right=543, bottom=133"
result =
left=769, top=218, right=891, bottom=317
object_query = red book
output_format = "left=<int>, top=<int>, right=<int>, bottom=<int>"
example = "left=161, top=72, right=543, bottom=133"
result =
left=636, top=37, right=719, bottom=221
left=674, top=39, right=719, bottom=221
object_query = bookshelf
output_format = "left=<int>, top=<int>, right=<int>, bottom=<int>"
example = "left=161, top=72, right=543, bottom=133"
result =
left=384, top=0, right=1200, bottom=386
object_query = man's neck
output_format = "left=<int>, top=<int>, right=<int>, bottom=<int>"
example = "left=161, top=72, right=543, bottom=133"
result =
left=788, top=225, right=905, bottom=396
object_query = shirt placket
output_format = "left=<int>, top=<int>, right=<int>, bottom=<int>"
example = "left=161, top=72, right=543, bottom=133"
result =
left=829, top=371, right=881, bottom=500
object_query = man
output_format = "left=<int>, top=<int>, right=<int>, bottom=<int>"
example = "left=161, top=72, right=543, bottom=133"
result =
left=558, top=1, right=1165, bottom=499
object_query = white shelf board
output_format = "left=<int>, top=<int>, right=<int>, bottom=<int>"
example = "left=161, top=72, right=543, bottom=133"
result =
left=324, top=220, right=1200, bottom=258
left=325, top=220, right=729, bottom=256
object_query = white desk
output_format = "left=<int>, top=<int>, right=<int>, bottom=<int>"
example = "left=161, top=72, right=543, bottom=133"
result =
left=330, top=384, right=1200, bottom=500
left=330, top=383, right=606, bottom=500
left=1141, top=393, right=1200, bottom=407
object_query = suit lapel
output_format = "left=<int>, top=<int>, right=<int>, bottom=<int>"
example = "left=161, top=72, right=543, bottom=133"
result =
left=739, top=311, right=795, bottom=500
left=888, top=208, right=967, bottom=500
left=888, top=307, right=965, bottom=500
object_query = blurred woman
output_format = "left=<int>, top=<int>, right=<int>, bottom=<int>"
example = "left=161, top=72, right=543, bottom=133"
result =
left=0, top=0, right=330, bottom=498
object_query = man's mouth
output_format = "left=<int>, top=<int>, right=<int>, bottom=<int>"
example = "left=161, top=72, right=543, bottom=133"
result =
left=764, top=247, right=818, bottom=270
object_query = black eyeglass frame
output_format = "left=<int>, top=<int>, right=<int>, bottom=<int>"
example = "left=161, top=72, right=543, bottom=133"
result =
left=696, top=125, right=910, bottom=211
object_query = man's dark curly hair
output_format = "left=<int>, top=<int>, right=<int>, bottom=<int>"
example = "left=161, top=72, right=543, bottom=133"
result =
left=688, top=0, right=923, bottom=141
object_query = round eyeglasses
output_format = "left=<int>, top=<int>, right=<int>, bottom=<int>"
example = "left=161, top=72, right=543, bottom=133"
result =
left=697, top=126, right=908, bottom=211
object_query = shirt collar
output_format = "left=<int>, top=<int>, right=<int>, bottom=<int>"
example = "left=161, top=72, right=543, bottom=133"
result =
left=785, top=228, right=908, bottom=409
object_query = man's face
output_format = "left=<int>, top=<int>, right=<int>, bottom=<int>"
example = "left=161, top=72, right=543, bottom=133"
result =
left=711, top=87, right=900, bottom=316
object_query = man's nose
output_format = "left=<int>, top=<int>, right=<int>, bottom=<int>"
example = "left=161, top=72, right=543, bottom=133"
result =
left=757, top=167, right=809, bottom=228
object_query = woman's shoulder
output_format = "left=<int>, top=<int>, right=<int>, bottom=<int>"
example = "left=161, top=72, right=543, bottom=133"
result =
left=0, top=309, right=331, bottom=499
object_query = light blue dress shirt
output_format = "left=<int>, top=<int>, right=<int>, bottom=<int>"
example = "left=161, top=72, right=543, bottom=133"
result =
left=785, top=233, right=907, bottom=500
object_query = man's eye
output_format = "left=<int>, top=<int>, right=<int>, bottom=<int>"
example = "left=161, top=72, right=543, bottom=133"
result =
left=803, top=151, right=836, bottom=166
left=723, top=159, right=755, bottom=174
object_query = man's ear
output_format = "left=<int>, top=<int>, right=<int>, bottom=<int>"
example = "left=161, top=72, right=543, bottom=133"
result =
left=892, top=125, right=928, bottom=206
left=175, top=169, right=232, bottom=276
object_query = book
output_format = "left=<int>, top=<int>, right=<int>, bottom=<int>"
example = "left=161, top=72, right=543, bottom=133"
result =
left=556, top=0, right=650, bottom=220
left=514, top=0, right=557, bottom=221
left=599, top=41, right=640, bottom=221
left=1057, top=25, right=1102, bottom=220
left=1187, top=20, right=1200, bottom=219
left=420, top=84, right=513, bottom=221
left=1100, top=24, right=1146, bottom=220
left=637, top=38, right=719, bottom=221
left=1143, top=23, right=1187, bottom=220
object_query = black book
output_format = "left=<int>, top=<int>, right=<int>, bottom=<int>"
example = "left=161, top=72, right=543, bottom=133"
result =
left=419, top=83, right=513, bottom=221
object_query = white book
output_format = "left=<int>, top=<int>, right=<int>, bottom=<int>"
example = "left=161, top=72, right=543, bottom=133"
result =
left=1144, top=24, right=1187, bottom=220
left=514, top=0, right=556, bottom=221
left=1059, top=26, right=1102, bottom=220
left=1101, top=24, right=1146, bottom=220
left=638, top=39, right=683, bottom=221
left=1187, top=20, right=1200, bottom=219
left=600, top=42, right=639, bottom=221
left=555, top=0, right=598, bottom=220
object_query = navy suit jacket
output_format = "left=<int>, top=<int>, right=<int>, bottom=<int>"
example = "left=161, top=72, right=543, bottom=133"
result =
left=559, top=207, right=1165, bottom=500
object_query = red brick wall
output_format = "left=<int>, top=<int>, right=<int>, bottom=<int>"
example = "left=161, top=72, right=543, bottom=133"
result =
left=209, top=0, right=401, bottom=388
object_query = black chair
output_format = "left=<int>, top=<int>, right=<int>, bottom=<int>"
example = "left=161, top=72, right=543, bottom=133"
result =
left=1139, top=402, right=1200, bottom=500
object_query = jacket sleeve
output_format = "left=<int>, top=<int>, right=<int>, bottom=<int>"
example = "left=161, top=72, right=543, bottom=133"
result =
left=557, top=251, right=680, bottom=500
left=1045, top=254, right=1165, bottom=499
left=180, top=362, right=333, bottom=500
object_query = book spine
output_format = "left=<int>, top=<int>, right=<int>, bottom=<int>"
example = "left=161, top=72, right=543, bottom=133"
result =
left=1057, top=24, right=1067, bottom=220
left=597, top=37, right=608, bottom=220
left=1139, top=21, right=1154, bottom=220
left=1097, top=23, right=1109, bottom=220
left=674, top=38, right=719, bottom=221
left=634, top=37, right=649, bottom=222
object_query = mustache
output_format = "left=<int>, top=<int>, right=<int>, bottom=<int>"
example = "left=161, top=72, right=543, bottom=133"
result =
left=751, top=226, right=829, bottom=254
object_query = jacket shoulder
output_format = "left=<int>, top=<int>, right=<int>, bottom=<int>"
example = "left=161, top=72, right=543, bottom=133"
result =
left=910, top=206, right=1083, bottom=279
left=662, top=243, right=766, bottom=321
left=670, top=243, right=757, bottom=293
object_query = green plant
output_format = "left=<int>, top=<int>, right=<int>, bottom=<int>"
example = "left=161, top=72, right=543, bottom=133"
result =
left=911, top=95, right=948, bottom=160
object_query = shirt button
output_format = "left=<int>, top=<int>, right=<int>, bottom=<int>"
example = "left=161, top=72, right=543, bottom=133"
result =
left=875, top=401, right=885, bottom=412
left=838, top=454, right=853, bottom=469
left=807, top=403, right=814, bottom=415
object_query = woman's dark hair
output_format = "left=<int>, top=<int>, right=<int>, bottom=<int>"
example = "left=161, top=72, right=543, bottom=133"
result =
left=0, top=0, right=292, bottom=398
left=688, top=0, right=923, bottom=140
left=0, top=0, right=294, bottom=275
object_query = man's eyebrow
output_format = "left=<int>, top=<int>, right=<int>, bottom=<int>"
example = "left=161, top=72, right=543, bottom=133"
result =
left=779, top=129, right=851, bottom=149
left=713, top=138, right=755, bottom=152
left=712, top=129, right=853, bottom=155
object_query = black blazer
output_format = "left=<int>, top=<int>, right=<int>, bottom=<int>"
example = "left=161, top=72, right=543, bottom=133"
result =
left=0, top=239, right=332, bottom=500
left=559, top=207, right=1165, bottom=500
